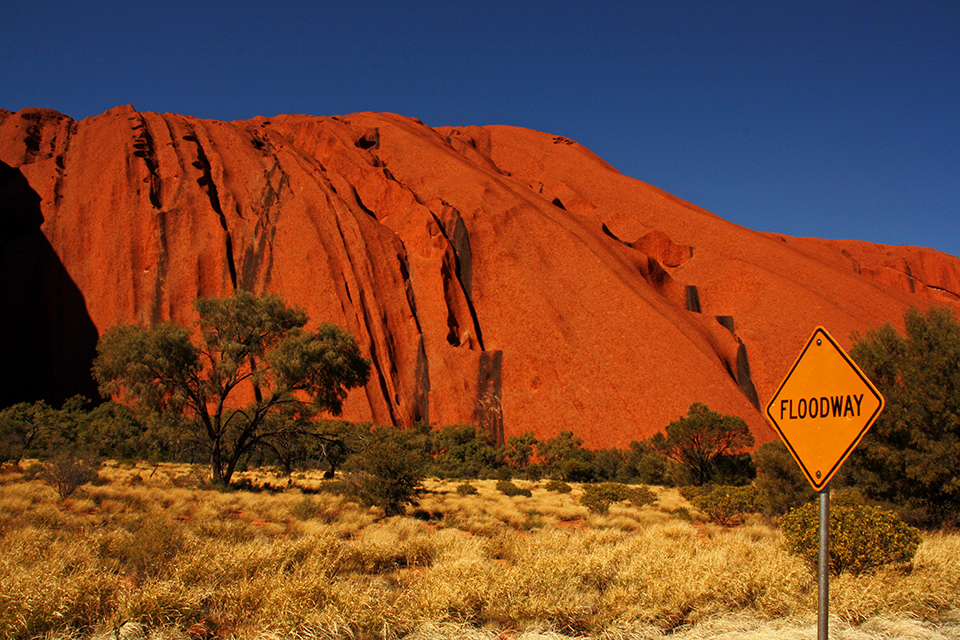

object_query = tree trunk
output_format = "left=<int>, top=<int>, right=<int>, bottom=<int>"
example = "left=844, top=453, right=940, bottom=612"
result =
left=210, top=438, right=226, bottom=485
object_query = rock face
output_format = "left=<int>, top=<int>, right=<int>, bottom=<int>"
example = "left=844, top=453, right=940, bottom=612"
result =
left=2, top=106, right=959, bottom=448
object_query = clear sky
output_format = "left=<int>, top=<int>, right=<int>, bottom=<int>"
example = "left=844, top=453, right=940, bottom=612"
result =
left=3, top=1, right=958, bottom=257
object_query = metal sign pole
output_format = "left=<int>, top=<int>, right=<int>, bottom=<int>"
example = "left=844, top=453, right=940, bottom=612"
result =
left=763, top=327, right=886, bottom=639
left=818, top=483, right=830, bottom=640
left=764, top=328, right=884, bottom=640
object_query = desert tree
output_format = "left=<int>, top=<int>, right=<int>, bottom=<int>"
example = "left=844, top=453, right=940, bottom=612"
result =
left=537, top=430, right=594, bottom=481
left=343, top=424, right=427, bottom=516
left=506, top=431, right=538, bottom=470
left=619, top=440, right=668, bottom=485
left=0, top=396, right=100, bottom=464
left=428, top=423, right=504, bottom=478
left=93, top=290, right=370, bottom=486
left=650, top=402, right=754, bottom=486
left=256, top=417, right=364, bottom=477
left=847, top=305, right=960, bottom=526
left=753, top=440, right=816, bottom=516
left=0, top=400, right=52, bottom=465
left=39, top=449, right=102, bottom=499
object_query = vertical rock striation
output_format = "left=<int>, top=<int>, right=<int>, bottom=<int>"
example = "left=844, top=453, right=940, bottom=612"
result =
left=2, top=107, right=958, bottom=448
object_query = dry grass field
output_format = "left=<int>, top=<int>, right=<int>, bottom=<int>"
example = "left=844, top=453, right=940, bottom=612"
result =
left=1, top=462, right=958, bottom=640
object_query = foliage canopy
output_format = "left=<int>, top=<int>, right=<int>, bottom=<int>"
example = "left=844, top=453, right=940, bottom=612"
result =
left=650, top=403, right=755, bottom=486
left=847, top=306, right=960, bottom=526
left=753, top=440, right=816, bottom=517
left=93, top=290, right=371, bottom=486
left=343, top=424, right=427, bottom=516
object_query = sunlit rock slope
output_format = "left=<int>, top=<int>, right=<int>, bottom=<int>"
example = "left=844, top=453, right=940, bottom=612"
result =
left=2, top=106, right=958, bottom=448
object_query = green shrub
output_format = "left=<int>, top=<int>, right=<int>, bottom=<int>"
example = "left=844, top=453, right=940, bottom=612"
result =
left=753, top=440, right=817, bottom=516
left=427, top=423, right=504, bottom=479
left=496, top=479, right=531, bottom=497
left=522, top=462, right=543, bottom=482
left=625, top=484, right=657, bottom=507
left=494, top=467, right=513, bottom=481
left=690, top=485, right=760, bottom=525
left=456, top=482, right=479, bottom=495
left=39, top=450, right=101, bottom=499
left=621, top=441, right=667, bottom=485
left=343, top=426, right=426, bottom=516
left=780, top=493, right=922, bottom=575
left=678, top=484, right=707, bottom=501
left=649, top=403, right=754, bottom=486
left=712, top=452, right=757, bottom=486
left=559, top=458, right=594, bottom=483
left=544, top=479, right=572, bottom=493
left=579, top=482, right=653, bottom=514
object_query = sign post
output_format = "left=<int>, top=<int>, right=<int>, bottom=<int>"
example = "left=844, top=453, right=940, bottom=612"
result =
left=819, top=485, right=829, bottom=640
left=765, top=327, right=885, bottom=640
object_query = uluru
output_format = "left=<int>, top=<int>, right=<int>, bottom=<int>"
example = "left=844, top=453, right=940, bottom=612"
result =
left=2, top=106, right=958, bottom=449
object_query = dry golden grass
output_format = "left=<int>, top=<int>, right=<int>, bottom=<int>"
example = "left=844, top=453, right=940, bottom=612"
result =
left=1, top=464, right=957, bottom=640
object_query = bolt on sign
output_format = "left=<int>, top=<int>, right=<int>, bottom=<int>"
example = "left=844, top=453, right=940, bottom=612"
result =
left=765, top=327, right=885, bottom=491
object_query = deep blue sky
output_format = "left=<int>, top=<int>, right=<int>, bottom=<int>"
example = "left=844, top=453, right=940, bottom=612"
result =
left=3, top=1, right=958, bottom=257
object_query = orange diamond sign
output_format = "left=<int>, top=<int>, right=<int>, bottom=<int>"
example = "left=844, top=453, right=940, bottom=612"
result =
left=765, top=327, right=885, bottom=491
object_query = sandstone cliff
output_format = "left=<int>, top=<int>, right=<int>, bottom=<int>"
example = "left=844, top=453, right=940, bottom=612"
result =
left=2, top=106, right=958, bottom=448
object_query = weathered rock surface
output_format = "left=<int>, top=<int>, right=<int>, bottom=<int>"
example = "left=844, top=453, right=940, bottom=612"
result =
left=2, top=106, right=958, bottom=448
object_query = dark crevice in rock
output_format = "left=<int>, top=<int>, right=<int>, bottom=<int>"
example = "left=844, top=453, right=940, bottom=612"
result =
left=397, top=249, right=422, bottom=334
left=445, top=311, right=461, bottom=346
left=364, top=333, right=398, bottom=427
left=414, top=337, right=430, bottom=424
left=715, top=315, right=760, bottom=409
left=51, top=120, right=74, bottom=206
left=601, top=223, right=625, bottom=244
left=642, top=256, right=671, bottom=291
left=716, top=316, right=735, bottom=334
left=437, top=208, right=474, bottom=298
left=130, top=114, right=162, bottom=209
left=17, top=110, right=63, bottom=164
left=685, top=285, right=702, bottom=313
left=355, top=128, right=380, bottom=150
left=736, top=342, right=761, bottom=409
left=475, top=351, right=504, bottom=446
left=924, top=283, right=960, bottom=300
left=433, top=206, right=484, bottom=350
left=903, top=263, right=916, bottom=293
left=440, top=255, right=463, bottom=347
left=23, top=124, right=42, bottom=158
left=350, top=186, right=378, bottom=219
left=249, top=129, right=271, bottom=153
left=184, top=127, right=238, bottom=290
left=150, top=208, right=169, bottom=325
left=332, top=215, right=355, bottom=274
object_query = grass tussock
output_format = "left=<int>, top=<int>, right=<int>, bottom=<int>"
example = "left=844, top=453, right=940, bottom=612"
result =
left=1, top=466, right=957, bottom=640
